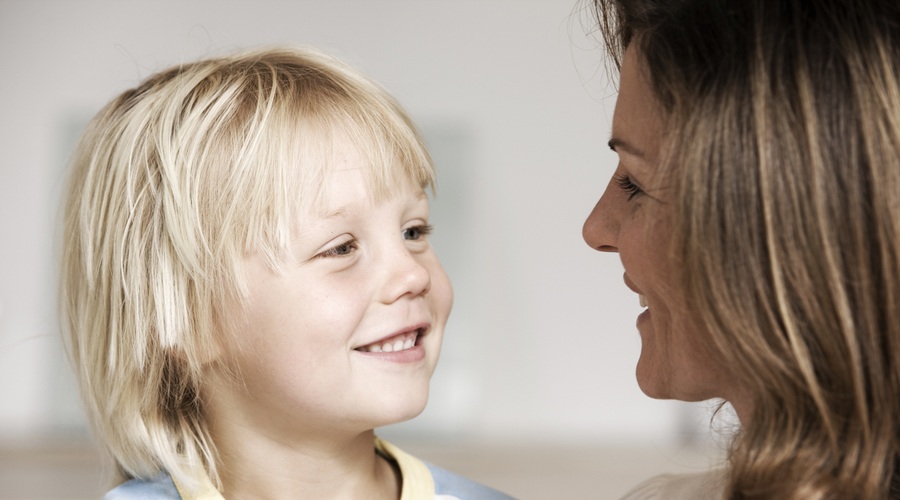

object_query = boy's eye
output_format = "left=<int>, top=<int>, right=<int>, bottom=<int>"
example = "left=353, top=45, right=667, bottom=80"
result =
left=613, top=173, right=644, bottom=200
left=318, top=239, right=357, bottom=258
left=403, top=224, right=433, bottom=241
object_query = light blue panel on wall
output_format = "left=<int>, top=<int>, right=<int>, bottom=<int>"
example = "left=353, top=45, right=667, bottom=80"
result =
left=380, top=121, right=482, bottom=440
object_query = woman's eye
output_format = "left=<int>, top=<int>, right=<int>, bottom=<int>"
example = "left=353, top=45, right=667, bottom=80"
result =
left=318, top=239, right=357, bottom=258
left=403, top=224, right=433, bottom=241
left=613, top=173, right=644, bottom=200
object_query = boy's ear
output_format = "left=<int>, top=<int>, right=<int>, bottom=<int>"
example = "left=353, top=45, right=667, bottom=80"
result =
left=188, top=323, right=225, bottom=368
left=200, top=305, right=244, bottom=367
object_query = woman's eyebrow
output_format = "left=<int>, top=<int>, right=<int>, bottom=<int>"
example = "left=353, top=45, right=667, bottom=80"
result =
left=608, top=137, right=647, bottom=158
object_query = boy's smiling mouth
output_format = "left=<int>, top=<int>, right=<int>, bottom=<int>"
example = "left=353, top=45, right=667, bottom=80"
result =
left=355, top=325, right=428, bottom=354
left=356, top=331, right=419, bottom=353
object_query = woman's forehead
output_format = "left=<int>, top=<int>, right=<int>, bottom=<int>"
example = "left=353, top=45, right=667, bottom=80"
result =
left=612, top=47, right=665, bottom=166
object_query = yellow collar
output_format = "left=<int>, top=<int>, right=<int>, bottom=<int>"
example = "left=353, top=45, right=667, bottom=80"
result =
left=376, top=437, right=435, bottom=500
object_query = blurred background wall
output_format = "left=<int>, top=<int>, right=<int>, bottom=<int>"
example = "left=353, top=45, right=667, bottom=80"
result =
left=0, top=1, right=719, bottom=497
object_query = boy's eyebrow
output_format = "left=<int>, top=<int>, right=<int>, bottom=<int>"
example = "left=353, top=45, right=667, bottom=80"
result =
left=321, top=208, right=348, bottom=219
left=318, top=190, right=429, bottom=218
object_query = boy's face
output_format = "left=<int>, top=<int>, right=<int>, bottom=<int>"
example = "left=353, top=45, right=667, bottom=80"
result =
left=208, top=153, right=452, bottom=439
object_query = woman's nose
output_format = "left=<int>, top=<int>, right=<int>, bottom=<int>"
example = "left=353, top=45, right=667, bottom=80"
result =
left=583, top=180, right=622, bottom=253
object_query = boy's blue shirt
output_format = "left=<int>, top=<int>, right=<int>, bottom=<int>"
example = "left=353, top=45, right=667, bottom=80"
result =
left=105, top=438, right=515, bottom=500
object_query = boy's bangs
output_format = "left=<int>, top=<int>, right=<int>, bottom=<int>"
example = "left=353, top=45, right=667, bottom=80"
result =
left=337, top=99, right=433, bottom=195
left=293, top=103, right=435, bottom=214
left=233, top=88, right=435, bottom=272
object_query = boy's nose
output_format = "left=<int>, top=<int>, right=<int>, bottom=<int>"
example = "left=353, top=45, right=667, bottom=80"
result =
left=381, top=248, right=432, bottom=303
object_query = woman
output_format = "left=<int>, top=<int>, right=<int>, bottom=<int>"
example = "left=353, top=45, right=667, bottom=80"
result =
left=582, top=0, right=900, bottom=498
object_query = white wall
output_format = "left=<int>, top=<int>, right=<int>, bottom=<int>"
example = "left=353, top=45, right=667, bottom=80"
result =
left=0, top=0, right=700, bottom=446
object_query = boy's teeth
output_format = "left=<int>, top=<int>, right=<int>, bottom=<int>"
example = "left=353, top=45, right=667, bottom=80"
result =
left=639, top=294, right=647, bottom=308
left=359, top=332, right=417, bottom=353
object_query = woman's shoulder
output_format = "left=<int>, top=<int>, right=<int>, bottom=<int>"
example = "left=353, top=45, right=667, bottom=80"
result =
left=619, top=469, right=726, bottom=500
left=104, top=471, right=181, bottom=499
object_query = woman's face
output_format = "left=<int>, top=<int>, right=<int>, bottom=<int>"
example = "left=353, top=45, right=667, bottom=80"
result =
left=583, top=46, right=729, bottom=403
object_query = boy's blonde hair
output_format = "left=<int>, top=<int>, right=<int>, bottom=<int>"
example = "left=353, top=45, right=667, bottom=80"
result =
left=61, top=46, right=434, bottom=488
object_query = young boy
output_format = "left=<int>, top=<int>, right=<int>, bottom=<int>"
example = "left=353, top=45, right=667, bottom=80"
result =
left=61, top=46, right=511, bottom=500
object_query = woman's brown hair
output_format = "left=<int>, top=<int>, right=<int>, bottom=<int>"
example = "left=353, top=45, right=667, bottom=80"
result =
left=593, top=0, right=900, bottom=498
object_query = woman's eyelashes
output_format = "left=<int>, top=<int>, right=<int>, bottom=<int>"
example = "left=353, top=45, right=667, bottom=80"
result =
left=613, top=173, right=644, bottom=200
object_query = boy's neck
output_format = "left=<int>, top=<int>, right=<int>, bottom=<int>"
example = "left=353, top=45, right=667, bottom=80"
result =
left=210, top=427, right=401, bottom=499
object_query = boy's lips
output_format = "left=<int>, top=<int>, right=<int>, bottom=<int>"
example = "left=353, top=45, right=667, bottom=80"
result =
left=355, top=323, right=430, bottom=353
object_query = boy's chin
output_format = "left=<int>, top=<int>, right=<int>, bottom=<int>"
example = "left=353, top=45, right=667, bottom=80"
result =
left=369, top=392, right=430, bottom=428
